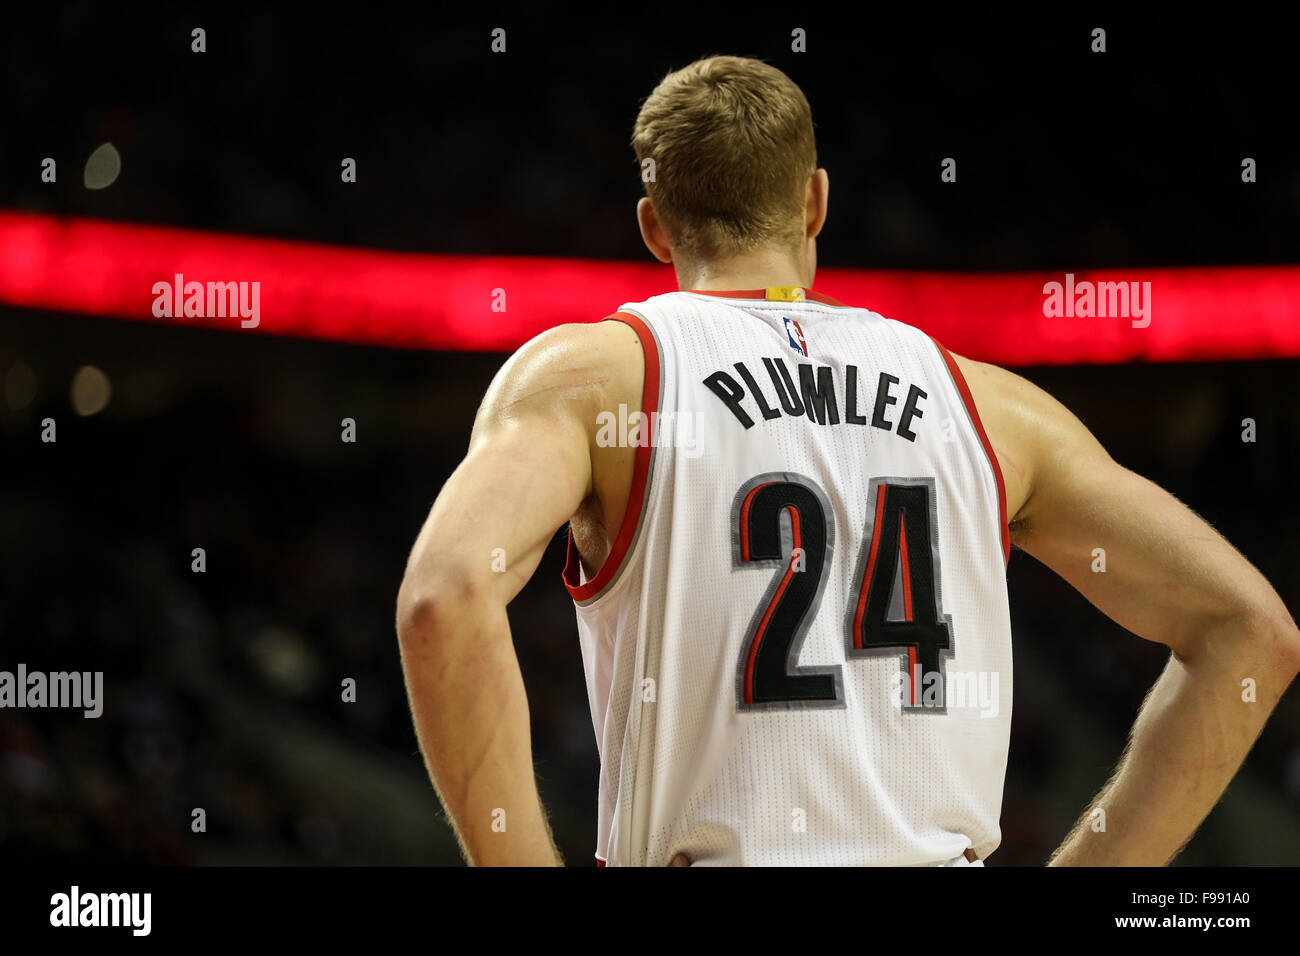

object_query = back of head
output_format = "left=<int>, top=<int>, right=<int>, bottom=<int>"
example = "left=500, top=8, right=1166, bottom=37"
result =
left=632, top=55, right=817, bottom=265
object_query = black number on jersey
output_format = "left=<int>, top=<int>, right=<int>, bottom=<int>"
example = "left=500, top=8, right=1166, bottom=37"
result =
left=732, top=474, right=953, bottom=713
left=845, top=479, right=953, bottom=711
left=732, top=475, right=842, bottom=709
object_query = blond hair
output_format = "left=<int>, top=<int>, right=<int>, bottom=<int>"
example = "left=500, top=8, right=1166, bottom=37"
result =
left=632, top=55, right=817, bottom=262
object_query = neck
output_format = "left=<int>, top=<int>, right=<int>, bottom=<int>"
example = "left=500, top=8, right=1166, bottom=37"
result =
left=675, top=245, right=814, bottom=291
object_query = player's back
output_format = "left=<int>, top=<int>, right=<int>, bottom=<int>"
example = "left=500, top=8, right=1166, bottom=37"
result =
left=563, top=286, right=1012, bottom=866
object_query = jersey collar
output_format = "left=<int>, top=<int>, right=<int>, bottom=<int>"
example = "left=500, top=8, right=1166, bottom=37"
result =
left=683, top=287, right=847, bottom=307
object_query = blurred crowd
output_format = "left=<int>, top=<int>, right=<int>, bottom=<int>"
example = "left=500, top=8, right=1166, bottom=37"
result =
left=2, top=9, right=1299, bottom=865
left=2, top=314, right=1298, bottom=865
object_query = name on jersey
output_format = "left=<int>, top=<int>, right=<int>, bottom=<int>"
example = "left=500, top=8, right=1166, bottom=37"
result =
left=703, top=357, right=927, bottom=441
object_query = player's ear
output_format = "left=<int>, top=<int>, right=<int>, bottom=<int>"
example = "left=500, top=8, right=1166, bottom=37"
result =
left=637, top=197, right=674, bottom=264
left=805, top=168, right=829, bottom=240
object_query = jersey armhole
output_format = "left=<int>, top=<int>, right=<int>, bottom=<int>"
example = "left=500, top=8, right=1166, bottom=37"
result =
left=929, top=337, right=1011, bottom=565
left=562, top=310, right=663, bottom=603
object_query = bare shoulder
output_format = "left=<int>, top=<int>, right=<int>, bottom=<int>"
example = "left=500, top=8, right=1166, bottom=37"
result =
left=474, top=320, right=645, bottom=438
left=471, top=320, right=647, bottom=558
left=945, top=351, right=1110, bottom=530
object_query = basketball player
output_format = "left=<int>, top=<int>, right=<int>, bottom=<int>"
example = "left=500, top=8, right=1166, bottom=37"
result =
left=396, top=56, right=1300, bottom=866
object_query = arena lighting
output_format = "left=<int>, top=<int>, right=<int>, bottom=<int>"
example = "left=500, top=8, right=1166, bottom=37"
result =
left=2, top=210, right=1299, bottom=365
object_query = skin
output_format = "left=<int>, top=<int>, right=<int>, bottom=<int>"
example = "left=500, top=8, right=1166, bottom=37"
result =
left=396, top=166, right=1300, bottom=866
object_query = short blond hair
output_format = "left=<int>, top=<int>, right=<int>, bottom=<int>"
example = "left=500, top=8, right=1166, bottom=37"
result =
left=632, top=55, right=817, bottom=262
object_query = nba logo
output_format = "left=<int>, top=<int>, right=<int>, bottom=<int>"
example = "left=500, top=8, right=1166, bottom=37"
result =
left=783, top=316, right=808, bottom=356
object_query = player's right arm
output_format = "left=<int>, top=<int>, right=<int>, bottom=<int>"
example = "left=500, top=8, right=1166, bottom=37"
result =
left=395, top=320, right=641, bottom=865
left=953, top=353, right=1300, bottom=866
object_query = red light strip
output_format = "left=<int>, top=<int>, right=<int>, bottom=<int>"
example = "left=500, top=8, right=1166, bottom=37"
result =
left=2, top=211, right=1297, bottom=364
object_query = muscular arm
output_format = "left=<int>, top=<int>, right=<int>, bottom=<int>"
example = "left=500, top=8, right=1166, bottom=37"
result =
left=953, top=354, right=1300, bottom=865
left=395, top=320, right=642, bottom=865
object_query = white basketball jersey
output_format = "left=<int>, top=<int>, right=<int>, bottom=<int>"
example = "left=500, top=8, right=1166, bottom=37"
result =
left=562, top=287, right=1012, bottom=866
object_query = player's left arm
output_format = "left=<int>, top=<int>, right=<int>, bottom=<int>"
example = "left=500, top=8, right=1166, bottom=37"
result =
left=395, top=320, right=640, bottom=866
left=953, top=353, right=1300, bottom=865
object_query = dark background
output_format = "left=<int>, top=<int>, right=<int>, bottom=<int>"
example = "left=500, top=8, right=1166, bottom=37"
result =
left=1, top=7, right=1298, bottom=865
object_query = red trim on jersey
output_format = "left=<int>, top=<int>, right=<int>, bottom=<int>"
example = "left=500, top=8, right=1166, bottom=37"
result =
left=907, top=646, right=918, bottom=706
left=851, top=486, right=891, bottom=647
left=742, top=505, right=802, bottom=704
left=738, top=481, right=775, bottom=561
left=930, top=338, right=1011, bottom=565
left=685, top=287, right=847, bottom=307
left=596, top=858, right=606, bottom=867
left=562, top=311, right=661, bottom=601
left=898, top=515, right=914, bottom=622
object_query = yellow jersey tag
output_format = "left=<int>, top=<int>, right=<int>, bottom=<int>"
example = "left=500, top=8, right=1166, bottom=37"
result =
left=765, top=286, right=806, bottom=302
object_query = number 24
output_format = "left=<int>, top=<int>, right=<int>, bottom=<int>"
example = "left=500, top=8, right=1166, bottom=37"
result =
left=732, top=473, right=954, bottom=712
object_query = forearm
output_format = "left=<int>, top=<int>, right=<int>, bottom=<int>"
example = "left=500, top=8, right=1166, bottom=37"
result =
left=1050, top=614, right=1299, bottom=865
left=398, top=591, right=561, bottom=866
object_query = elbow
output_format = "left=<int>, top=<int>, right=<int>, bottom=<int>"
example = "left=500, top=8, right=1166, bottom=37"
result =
left=1267, top=611, right=1300, bottom=680
left=1177, top=601, right=1300, bottom=682
left=395, top=567, right=489, bottom=649
left=1234, top=603, right=1300, bottom=682
left=395, top=583, right=435, bottom=648
left=396, top=578, right=448, bottom=649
